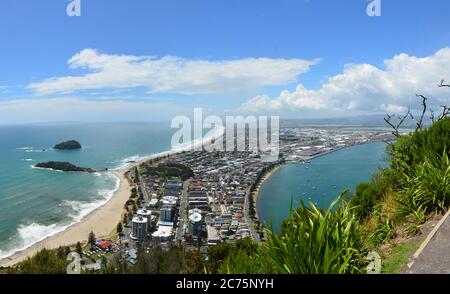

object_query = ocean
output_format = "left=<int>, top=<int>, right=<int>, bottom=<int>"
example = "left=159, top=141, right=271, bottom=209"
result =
left=257, top=142, right=388, bottom=232
left=0, top=123, right=387, bottom=258
left=0, top=122, right=178, bottom=259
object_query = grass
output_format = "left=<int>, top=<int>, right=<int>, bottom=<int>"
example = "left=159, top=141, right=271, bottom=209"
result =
left=382, top=241, right=421, bottom=274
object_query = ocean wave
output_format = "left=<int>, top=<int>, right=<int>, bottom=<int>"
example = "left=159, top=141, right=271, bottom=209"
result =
left=113, top=154, right=147, bottom=170
left=112, top=125, right=225, bottom=171
left=17, top=146, right=51, bottom=153
left=0, top=222, right=69, bottom=260
left=0, top=172, right=120, bottom=260
left=30, top=165, right=64, bottom=173
left=21, top=158, right=34, bottom=162
left=63, top=173, right=120, bottom=222
left=16, top=147, right=33, bottom=151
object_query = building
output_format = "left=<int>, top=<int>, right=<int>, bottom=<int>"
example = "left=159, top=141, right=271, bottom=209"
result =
left=188, top=212, right=203, bottom=237
left=96, top=240, right=113, bottom=251
left=207, top=225, right=221, bottom=245
left=152, top=224, right=173, bottom=242
left=161, top=195, right=178, bottom=207
left=131, top=216, right=148, bottom=240
left=165, top=180, right=183, bottom=190
left=137, top=209, right=152, bottom=226
left=149, top=198, right=159, bottom=207
left=82, top=263, right=102, bottom=271
left=160, top=205, right=174, bottom=222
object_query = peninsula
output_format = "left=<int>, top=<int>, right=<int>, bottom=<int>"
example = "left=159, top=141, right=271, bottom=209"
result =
left=34, top=161, right=96, bottom=173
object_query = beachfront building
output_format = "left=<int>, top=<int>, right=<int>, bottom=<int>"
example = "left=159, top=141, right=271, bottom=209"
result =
left=131, top=216, right=148, bottom=240
left=152, top=224, right=173, bottom=242
left=137, top=209, right=152, bottom=229
left=161, top=195, right=178, bottom=207
left=160, top=205, right=174, bottom=223
left=188, top=212, right=203, bottom=237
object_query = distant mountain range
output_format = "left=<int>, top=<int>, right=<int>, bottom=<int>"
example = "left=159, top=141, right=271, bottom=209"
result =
left=281, top=115, right=417, bottom=128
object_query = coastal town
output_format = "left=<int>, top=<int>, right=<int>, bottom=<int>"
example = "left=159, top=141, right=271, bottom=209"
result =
left=71, top=127, right=394, bottom=271
left=0, top=127, right=395, bottom=271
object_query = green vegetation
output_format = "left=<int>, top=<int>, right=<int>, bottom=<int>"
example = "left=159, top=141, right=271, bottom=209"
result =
left=5, top=114, right=449, bottom=274
left=88, top=231, right=96, bottom=247
left=382, top=241, right=421, bottom=274
left=76, top=242, right=83, bottom=255
left=53, top=140, right=82, bottom=150
left=220, top=197, right=367, bottom=274
left=7, top=248, right=69, bottom=274
left=141, top=163, right=194, bottom=181
left=35, top=161, right=95, bottom=172
left=117, top=222, right=123, bottom=234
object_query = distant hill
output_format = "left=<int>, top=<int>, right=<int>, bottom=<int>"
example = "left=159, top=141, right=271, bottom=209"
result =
left=281, top=115, right=417, bottom=128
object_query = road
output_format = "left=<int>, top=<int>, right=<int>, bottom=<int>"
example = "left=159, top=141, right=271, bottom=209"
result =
left=244, top=190, right=260, bottom=242
left=176, top=179, right=190, bottom=241
left=137, top=173, right=149, bottom=201
left=405, top=210, right=450, bottom=273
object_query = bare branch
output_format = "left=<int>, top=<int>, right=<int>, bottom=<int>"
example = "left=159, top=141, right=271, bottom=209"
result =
left=436, top=105, right=450, bottom=122
left=411, top=94, right=428, bottom=131
left=438, top=79, right=450, bottom=88
left=384, top=107, right=411, bottom=137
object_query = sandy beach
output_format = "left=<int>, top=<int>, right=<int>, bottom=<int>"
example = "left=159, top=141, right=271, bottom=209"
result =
left=253, top=164, right=282, bottom=220
left=0, top=127, right=224, bottom=268
left=0, top=171, right=131, bottom=268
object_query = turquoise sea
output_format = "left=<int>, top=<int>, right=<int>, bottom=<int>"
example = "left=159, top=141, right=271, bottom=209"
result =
left=257, top=142, right=388, bottom=232
left=0, top=122, right=177, bottom=259
left=0, top=124, right=388, bottom=258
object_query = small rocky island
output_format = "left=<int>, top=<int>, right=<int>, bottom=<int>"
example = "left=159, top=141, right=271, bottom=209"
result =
left=35, top=161, right=96, bottom=173
left=53, top=140, right=82, bottom=150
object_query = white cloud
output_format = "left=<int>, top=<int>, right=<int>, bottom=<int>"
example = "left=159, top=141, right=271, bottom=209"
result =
left=28, top=49, right=318, bottom=96
left=239, top=48, right=450, bottom=114
left=0, top=97, right=184, bottom=124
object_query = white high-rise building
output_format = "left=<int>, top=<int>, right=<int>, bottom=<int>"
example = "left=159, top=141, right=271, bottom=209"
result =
left=188, top=212, right=203, bottom=237
left=137, top=209, right=152, bottom=225
left=131, top=216, right=148, bottom=240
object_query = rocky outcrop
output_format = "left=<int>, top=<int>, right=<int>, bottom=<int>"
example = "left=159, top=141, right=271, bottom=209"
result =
left=53, top=140, right=82, bottom=150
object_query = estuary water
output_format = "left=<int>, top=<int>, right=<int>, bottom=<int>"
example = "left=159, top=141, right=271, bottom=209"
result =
left=257, top=142, right=388, bottom=232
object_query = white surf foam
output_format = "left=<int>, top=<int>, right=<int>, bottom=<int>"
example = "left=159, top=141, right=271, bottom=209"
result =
left=30, top=165, right=64, bottom=173
left=63, top=173, right=120, bottom=222
left=0, top=172, right=120, bottom=260
left=0, top=222, right=69, bottom=260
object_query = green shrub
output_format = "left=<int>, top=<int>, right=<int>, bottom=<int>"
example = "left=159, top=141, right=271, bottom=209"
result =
left=398, top=152, right=450, bottom=215
left=221, top=196, right=368, bottom=274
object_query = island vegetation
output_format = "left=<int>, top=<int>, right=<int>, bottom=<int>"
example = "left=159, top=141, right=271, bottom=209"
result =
left=35, top=161, right=96, bottom=173
left=53, top=140, right=82, bottom=150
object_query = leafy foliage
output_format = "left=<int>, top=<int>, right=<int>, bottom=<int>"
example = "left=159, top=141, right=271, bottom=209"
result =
left=142, top=163, right=194, bottom=180
left=221, top=197, right=368, bottom=274
left=7, top=248, right=68, bottom=274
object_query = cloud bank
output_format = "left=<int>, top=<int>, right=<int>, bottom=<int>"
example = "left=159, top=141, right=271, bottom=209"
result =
left=28, top=49, right=317, bottom=96
left=239, top=48, right=450, bottom=114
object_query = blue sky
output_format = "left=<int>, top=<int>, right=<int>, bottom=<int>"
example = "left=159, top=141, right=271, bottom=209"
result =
left=0, top=0, right=449, bottom=123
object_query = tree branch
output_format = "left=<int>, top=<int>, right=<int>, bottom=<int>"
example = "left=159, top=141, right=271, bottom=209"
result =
left=438, top=79, right=450, bottom=88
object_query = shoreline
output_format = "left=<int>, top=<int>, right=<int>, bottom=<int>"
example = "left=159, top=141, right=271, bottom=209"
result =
left=0, top=171, right=131, bottom=268
left=253, top=165, right=282, bottom=220
left=254, top=141, right=385, bottom=221
left=0, top=127, right=225, bottom=268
